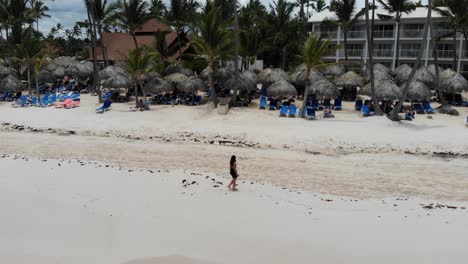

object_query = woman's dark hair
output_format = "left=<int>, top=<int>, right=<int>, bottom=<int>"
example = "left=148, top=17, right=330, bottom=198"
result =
left=230, top=155, right=236, bottom=165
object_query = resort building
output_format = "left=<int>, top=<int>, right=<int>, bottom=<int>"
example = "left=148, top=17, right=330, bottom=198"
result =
left=92, top=18, right=192, bottom=65
left=309, top=7, right=468, bottom=74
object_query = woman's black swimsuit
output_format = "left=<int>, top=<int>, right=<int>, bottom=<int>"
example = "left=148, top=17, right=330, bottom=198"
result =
left=230, top=163, right=237, bottom=179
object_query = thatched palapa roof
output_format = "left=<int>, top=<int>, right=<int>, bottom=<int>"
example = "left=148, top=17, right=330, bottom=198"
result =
left=319, top=64, right=345, bottom=77
left=102, top=74, right=132, bottom=88
left=399, top=81, right=431, bottom=101
left=307, top=78, right=340, bottom=98
left=334, top=71, right=364, bottom=88
left=176, top=76, right=206, bottom=92
left=363, top=79, right=401, bottom=100
left=267, top=80, right=297, bottom=97
left=0, top=75, right=23, bottom=92
left=145, top=77, right=173, bottom=93
left=258, top=68, right=291, bottom=85
left=440, top=73, right=468, bottom=93
left=290, top=64, right=324, bottom=87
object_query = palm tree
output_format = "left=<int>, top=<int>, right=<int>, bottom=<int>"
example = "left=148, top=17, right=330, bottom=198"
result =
left=190, top=6, right=233, bottom=106
left=328, top=0, right=364, bottom=71
left=168, top=0, right=185, bottom=60
left=150, top=0, right=167, bottom=18
left=114, top=0, right=151, bottom=48
left=364, top=0, right=383, bottom=116
left=33, top=55, right=48, bottom=101
left=378, top=0, right=416, bottom=69
left=231, top=0, right=240, bottom=105
left=296, top=0, right=307, bottom=20
left=390, top=0, right=432, bottom=121
left=15, top=29, right=43, bottom=97
left=239, top=0, right=267, bottom=65
left=269, top=0, right=296, bottom=69
left=85, top=0, right=117, bottom=67
left=122, top=47, right=160, bottom=106
left=434, top=0, right=468, bottom=71
left=85, top=0, right=102, bottom=102
left=300, top=33, right=339, bottom=115
left=311, top=0, right=328, bottom=13
left=29, top=0, right=50, bottom=31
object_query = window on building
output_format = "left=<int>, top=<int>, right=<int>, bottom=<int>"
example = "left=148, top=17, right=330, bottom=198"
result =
left=400, top=43, right=421, bottom=58
left=319, top=24, right=338, bottom=39
left=373, top=24, right=394, bottom=38
left=346, top=25, right=365, bottom=39
left=342, top=43, right=364, bottom=57
left=373, top=43, right=393, bottom=57
left=437, top=43, right=454, bottom=58
left=402, top=24, right=424, bottom=38
left=433, top=23, right=452, bottom=38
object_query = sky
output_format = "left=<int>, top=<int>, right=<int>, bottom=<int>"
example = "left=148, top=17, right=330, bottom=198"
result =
left=40, top=0, right=428, bottom=35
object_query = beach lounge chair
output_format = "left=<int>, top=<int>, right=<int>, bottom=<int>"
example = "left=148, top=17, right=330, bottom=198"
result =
left=323, top=99, right=331, bottom=109
left=39, top=96, right=49, bottom=107
left=355, top=99, right=363, bottom=111
left=193, top=95, right=202, bottom=105
left=102, top=91, right=112, bottom=100
left=334, top=98, right=343, bottom=110
left=260, top=96, right=267, bottom=109
left=288, top=105, right=297, bottom=117
left=96, top=100, right=112, bottom=113
left=304, top=107, right=317, bottom=120
left=12, top=96, right=29, bottom=108
left=279, top=105, right=288, bottom=117
left=414, top=103, right=425, bottom=114
left=55, top=98, right=73, bottom=108
left=362, top=105, right=373, bottom=117
left=64, top=99, right=80, bottom=109
left=45, top=95, right=57, bottom=107
left=423, top=100, right=436, bottom=113
left=405, top=112, right=415, bottom=121
left=0, top=91, right=10, bottom=101
left=312, top=99, right=319, bottom=110
left=268, top=100, right=278, bottom=110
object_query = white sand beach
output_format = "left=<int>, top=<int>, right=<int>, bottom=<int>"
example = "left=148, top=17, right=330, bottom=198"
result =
left=1, top=96, right=468, bottom=263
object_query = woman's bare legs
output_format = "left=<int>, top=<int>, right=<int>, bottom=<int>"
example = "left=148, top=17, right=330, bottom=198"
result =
left=232, top=178, right=238, bottom=191
left=228, top=179, right=235, bottom=190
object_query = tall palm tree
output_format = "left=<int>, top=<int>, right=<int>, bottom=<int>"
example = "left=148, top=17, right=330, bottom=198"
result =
left=114, top=0, right=151, bottom=48
left=150, top=0, right=167, bottom=18
left=239, top=0, right=267, bottom=64
left=33, top=55, right=48, bottom=101
left=301, top=33, right=339, bottom=115
left=122, top=47, right=160, bottom=106
left=378, top=0, right=416, bottom=69
left=190, top=6, right=233, bottom=106
left=85, top=0, right=117, bottom=67
left=311, top=0, right=328, bottom=13
left=168, top=0, right=185, bottom=60
left=15, top=29, right=43, bottom=97
left=296, top=0, right=307, bottom=20
left=269, top=0, right=296, bottom=69
left=390, top=0, right=432, bottom=121
left=434, top=0, right=468, bottom=71
left=85, top=0, right=102, bottom=102
left=231, top=0, right=240, bottom=105
left=328, top=0, right=364, bottom=71
left=29, top=0, right=50, bottom=31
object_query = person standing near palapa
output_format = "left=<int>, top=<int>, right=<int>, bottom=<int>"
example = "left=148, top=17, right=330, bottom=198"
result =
left=228, top=155, right=239, bottom=191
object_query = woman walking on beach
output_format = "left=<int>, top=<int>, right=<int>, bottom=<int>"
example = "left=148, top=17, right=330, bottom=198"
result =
left=228, top=155, right=239, bottom=191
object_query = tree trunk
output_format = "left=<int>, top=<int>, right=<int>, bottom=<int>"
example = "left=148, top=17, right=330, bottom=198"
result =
left=300, top=66, right=311, bottom=117
left=365, top=0, right=383, bottom=116
left=140, top=79, right=147, bottom=103
left=98, top=26, right=108, bottom=67
left=134, top=83, right=139, bottom=107
left=36, top=74, right=40, bottom=101
left=208, top=62, right=218, bottom=106
left=27, top=67, right=32, bottom=97
left=343, top=29, right=349, bottom=72
left=231, top=0, right=240, bottom=106
left=132, top=31, right=139, bottom=48
left=389, top=0, right=432, bottom=121
left=430, top=17, right=448, bottom=107
left=176, top=21, right=182, bottom=61
left=395, top=20, right=401, bottom=68
left=299, top=1, right=305, bottom=20
left=87, top=5, right=102, bottom=103
left=282, top=46, right=287, bottom=70
left=453, top=29, right=457, bottom=71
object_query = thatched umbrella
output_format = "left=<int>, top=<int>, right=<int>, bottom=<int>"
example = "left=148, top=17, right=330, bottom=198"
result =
left=0, top=65, right=16, bottom=78
left=52, top=66, right=66, bottom=78
left=52, top=56, right=78, bottom=68
left=362, top=64, right=392, bottom=81
left=334, top=71, right=364, bottom=88
left=259, top=68, right=292, bottom=85
left=75, top=60, right=93, bottom=78
left=374, top=63, right=390, bottom=73
left=307, top=79, right=340, bottom=98
left=164, top=63, right=193, bottom=76
left=392, top=64, right=412, bottom=84
left=241, top=70, right=258, bottom=85
left=440, top=73, right=468, bottom=93
left=290, top=64, right=324, bottom=87
left=213, top=68, right=233, bottom=82
left=0, top=75, right=23, bottom=92
left=427, top=64, right=442, bottom=76
left=34, top=70, right=56, bottom=84
left=144, top=71, right=162, bottom=81
left=225, top=75, right=256, bottom=91
left=99, top=65, right=128, bottom=80
left=65, top=65, right=80, bottom=77
left=440, top=68, right=456, bottom=81
left=399, top=81, right=431, bottom=101
left=102, top=74, right=132, bottom=88
left=176, top=76, right=206, bottom=93
left=145, top=77, right=173, bottom=93
left=319, top=64, right=345, bottom=77
left=414, top=66, right=435, bottom=86
left=267, top=80, right=297, bottom=97
left=363, top=79, right=401, bottom=100
left=165, top=72, right=189, bottom=84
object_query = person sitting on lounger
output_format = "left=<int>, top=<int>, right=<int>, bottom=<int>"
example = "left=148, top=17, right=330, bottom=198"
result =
left=404, top=108, right=415, bottom=120
left=324, top=107, right=334, bottom=118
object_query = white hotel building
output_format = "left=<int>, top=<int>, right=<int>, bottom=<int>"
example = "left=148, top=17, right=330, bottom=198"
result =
left=308, top=7, right=468, bottom=74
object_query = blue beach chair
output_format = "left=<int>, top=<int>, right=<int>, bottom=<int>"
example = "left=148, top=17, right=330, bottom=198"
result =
left=96, top=100, right=112, bottom=113
left=323, top=99, right=331, bottom=109
left=268, top=100, right=278, bottom=110
left=355, top=99, right=363, bottom=111
left=414, top=103, right=425, bottom=114
left=423, top=100, right=436, bottom=113
left=279, top=105, right=288, bottom=117
left=312, top=99, right=319, bottom=110
left=288, top=105, right=297, bottom=117
left=259, top=96, right=267, bottom=109
left=362, top=105, right=373, bottom=117
left=305, top=107, right=316, bottom=120
left=334, top=98, right=343, bottom=110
